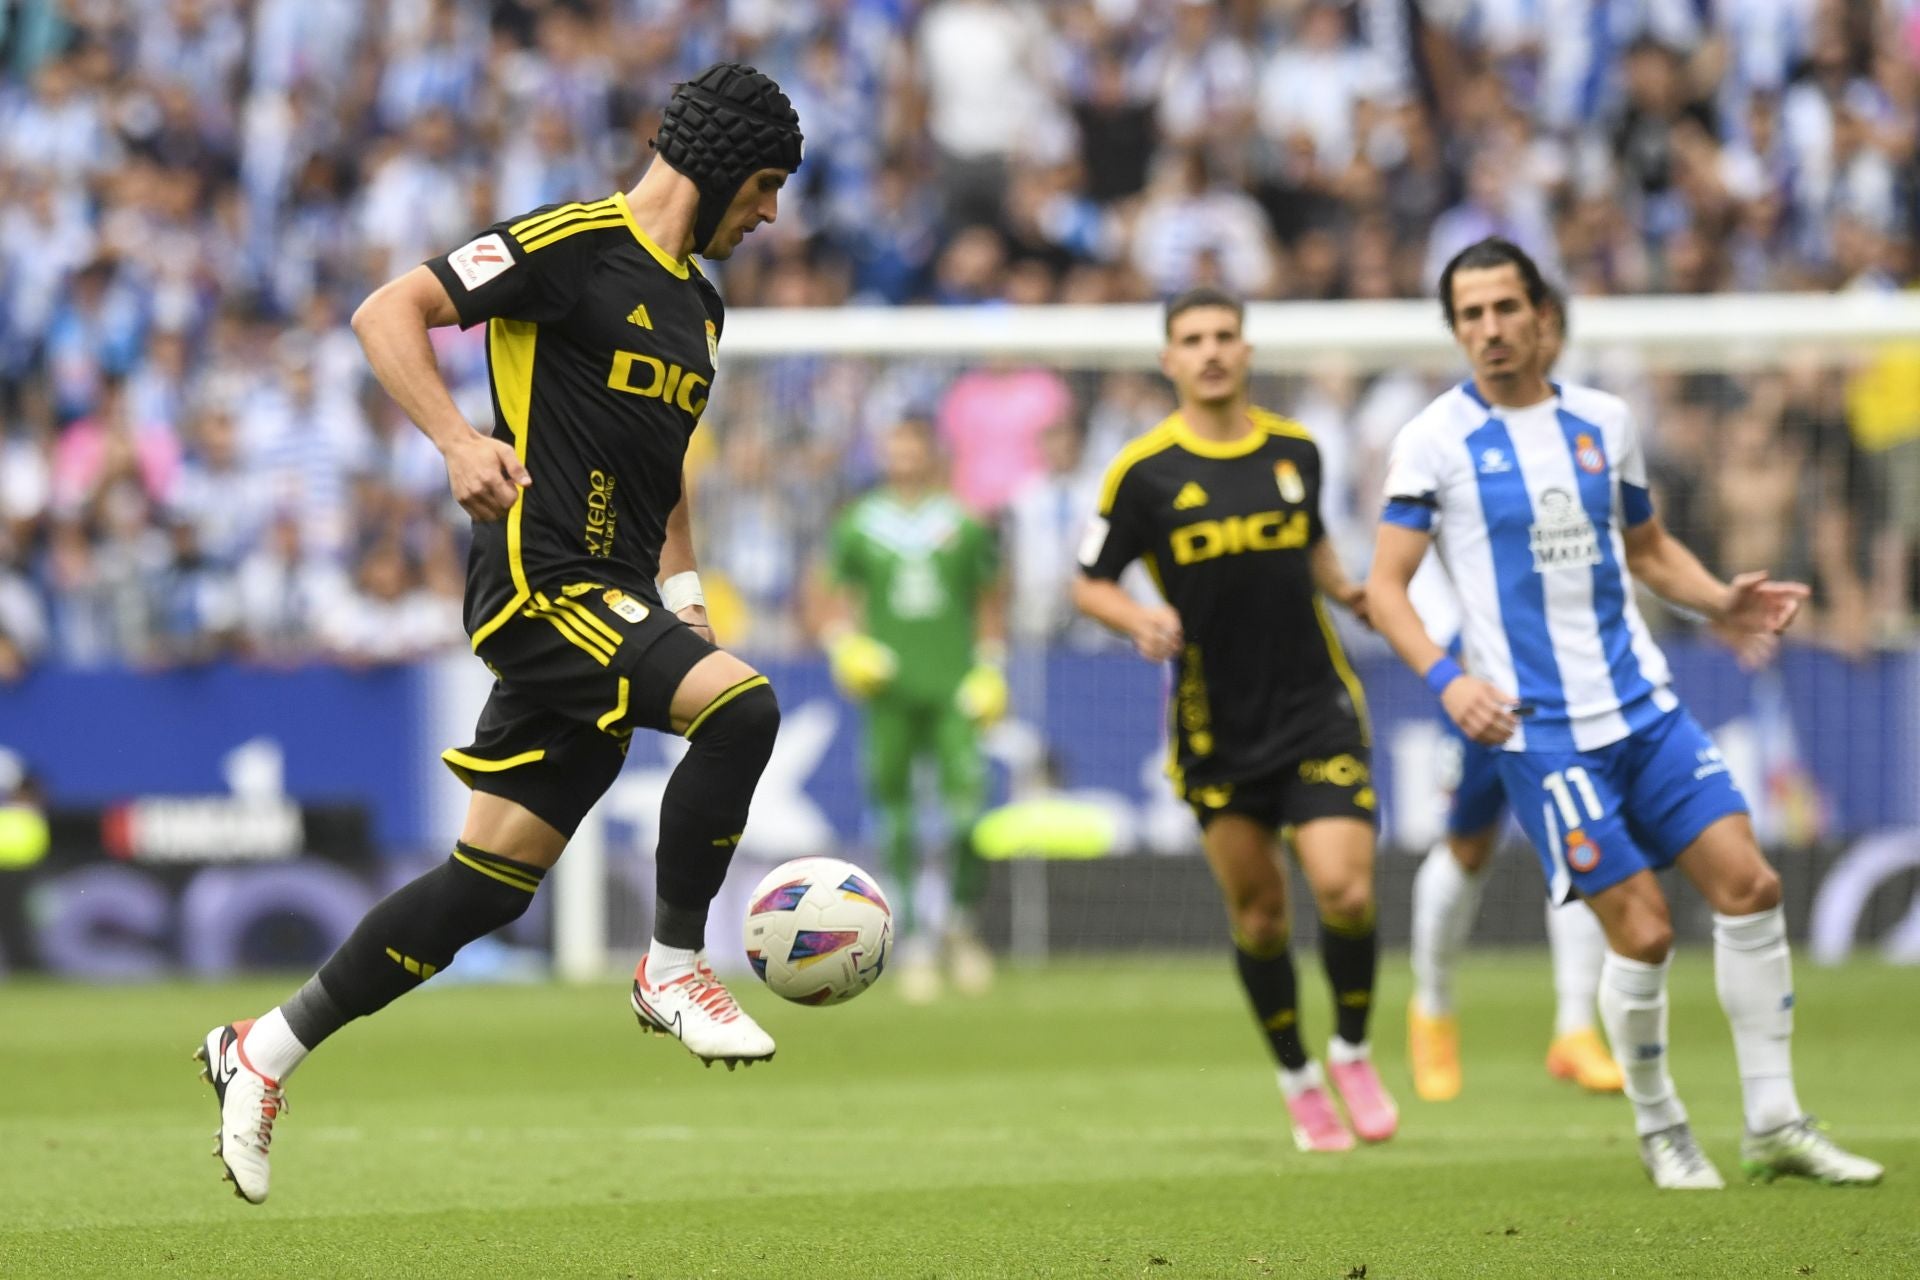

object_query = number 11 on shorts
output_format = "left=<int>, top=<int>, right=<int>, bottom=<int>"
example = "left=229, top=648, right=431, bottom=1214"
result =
left=1544, top=766, right=1603, bottom=827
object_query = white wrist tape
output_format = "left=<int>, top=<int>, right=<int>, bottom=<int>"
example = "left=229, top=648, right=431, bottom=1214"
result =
left=661, top=571, right=705, bottom=614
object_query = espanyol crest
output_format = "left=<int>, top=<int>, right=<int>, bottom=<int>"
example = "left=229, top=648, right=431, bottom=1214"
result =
left=1574, top=432, right=1606, bottom=475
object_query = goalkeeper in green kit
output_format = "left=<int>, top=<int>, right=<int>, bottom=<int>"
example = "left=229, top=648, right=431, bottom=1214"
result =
left=811, top=418, right=1009, bottom=1003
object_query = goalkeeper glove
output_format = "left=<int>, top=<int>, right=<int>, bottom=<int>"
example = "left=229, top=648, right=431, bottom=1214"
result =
left=955, top=648, right=1008, bottom=726
left=827, top=631, right=897, bottom=699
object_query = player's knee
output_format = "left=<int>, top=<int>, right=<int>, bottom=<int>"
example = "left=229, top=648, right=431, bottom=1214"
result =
left=1614, top=914, right=1673, bottom=964
left=691, top=677, right=781, bottom=757
left=1449, top=831, right=1496, bottom=874
left=1714, top=863, right=1782, bottom=916
left=1231, top=899, right=1289, bottom=954
left=1317, top=882, right=1374, bottom=931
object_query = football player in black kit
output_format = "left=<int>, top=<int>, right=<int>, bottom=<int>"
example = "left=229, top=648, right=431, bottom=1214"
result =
left=1073, top=287, right=1398, bottom=1153
left=194, top=64, right=802, bottom=1204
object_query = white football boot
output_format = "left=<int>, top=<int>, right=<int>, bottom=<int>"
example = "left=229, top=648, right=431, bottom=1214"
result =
left=1638, top=1123, right=1725, bottom=1190
left=194, top=1020, right=286, bottom=1204
left=631, top=954, right=775, bottom=1069
left=1742, top=1117, right=1884, bottom=1186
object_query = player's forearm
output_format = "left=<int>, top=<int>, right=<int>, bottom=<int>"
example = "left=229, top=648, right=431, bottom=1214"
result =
left=805, top=571, right=857, bottom=643
left=1627, top=526, right=1730, bottom=619
left=975, top=577, right=1008, bottom=653
left=1070, top=575, right=1146, bottom=637
left=1366, top=573, right=1447, bottom=680
left=658, top=486, right=699, bottom=581
left=1309, top=538, right=1356, bottom=599
left=351, top=289, right=474, bottom=456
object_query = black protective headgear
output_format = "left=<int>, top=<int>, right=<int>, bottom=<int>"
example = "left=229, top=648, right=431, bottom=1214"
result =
left=654, top=62, right=804, bottom=255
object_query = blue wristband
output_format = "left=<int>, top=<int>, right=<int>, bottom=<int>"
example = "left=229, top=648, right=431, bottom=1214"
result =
left=1424, top=656, right=1464, bottom=698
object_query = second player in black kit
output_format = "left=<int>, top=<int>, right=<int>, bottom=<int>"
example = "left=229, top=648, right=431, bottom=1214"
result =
left=1073, top=286, right=1397, bottom=1152
left=1079, top=407, right=1373, bottom=829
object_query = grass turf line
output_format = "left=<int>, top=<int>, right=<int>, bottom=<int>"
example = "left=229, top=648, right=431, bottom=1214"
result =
left=0, top=954, right=1913, bottom=1279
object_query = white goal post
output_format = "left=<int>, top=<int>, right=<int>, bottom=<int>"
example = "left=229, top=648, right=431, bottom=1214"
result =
left=722, top=291, right=1920, bottom=369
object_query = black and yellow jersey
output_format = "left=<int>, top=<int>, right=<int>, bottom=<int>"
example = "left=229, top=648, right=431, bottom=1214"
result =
left=1077, top=407, right=1368, bottom=792
left=424, top=191, right=723, bottom=647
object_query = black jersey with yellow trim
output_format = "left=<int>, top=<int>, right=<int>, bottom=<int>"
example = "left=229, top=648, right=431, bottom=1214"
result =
left=1078, top=407, right=1368, bottom=792
left=424, top=191, right=724, bottom=647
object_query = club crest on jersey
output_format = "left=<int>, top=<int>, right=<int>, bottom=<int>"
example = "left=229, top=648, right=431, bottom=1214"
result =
left=602, top=588, right=649, bottom=623
left=1529, top=487, right=1602, bottom=573
left=1574, top=432, right=1606, bottom=474
left=1274, top=460, right=1305, bottom=504
left=705, top=319, right=719, bottom=367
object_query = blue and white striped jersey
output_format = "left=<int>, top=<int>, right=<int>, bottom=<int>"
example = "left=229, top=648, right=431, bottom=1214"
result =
left=1382, top=379, right=1676, bottom=753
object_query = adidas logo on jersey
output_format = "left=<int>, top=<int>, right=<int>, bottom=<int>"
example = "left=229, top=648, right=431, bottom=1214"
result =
left=1172, top=482, right=1209, bottom=510
left=627, top=304, right=653, bottom=330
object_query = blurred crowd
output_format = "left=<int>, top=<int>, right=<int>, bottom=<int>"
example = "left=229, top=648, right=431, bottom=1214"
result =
left=0, top=0, right=1916, bottom=676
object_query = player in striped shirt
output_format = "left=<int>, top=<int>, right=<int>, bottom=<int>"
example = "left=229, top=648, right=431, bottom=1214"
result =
left=1367, top=237, right=1881, bottom=1190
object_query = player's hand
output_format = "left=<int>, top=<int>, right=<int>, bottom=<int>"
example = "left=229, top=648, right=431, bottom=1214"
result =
left=1333, top=582, right=1371, bottom=629
left=1129, top=605, right=1183, bottom=663
left=677, top=604, right=714, bottom=645
left=956, top=662, right=1009, bottom=726
left=1708, top=616, right=1778, bottom=671
left=1719, top=570, right=1810, bottom=637
left=828, top=631, right=897, bottom=699
left=1441, top=674, right=1520, bottom=746
left=443, top=432, right=530, bottom=522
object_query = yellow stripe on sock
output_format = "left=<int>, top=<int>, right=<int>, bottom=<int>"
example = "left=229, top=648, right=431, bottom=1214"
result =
left=683, top=675, right=770, bottom=739
left=452, top=850, right=542, bottom=894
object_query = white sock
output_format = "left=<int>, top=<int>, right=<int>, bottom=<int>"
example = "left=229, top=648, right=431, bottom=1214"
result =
left=1713, top=906, right=1803, bottom=1134
left=1327, top=1036, right=1370, bottom=1065
left=241, top=1008, right=310, bottom=1083
left=1279, top=1060, right=1324, bottom=1098
left=1546, top=899, right=1607, bottom=1037
left=1410, top=840, right=1486, bottom=1016
left=646, top=940, right=699, bottom=985
left=1598, top=950, right=1687, bottom=1136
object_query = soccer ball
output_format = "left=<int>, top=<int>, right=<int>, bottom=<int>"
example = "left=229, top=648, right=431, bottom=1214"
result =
left=742, top=857, right=892, bottom=1005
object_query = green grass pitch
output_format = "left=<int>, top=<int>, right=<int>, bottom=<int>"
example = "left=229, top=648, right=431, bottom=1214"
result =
left=1, top=954, right=1914, bottom=1279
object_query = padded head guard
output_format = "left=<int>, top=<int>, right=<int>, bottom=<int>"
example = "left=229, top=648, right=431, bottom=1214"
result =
left=654, top=62, right=804, bottom=255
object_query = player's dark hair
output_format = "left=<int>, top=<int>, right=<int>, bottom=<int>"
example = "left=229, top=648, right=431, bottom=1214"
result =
left=1541, top=282, right=1569, bottom=340
left=1438, top=237, right=1549, bottom=330
left=1164, top=286, right=1244, bottom=338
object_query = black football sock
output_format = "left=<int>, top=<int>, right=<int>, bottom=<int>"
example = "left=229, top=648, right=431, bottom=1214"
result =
left=653, top=678, right=780, bottom=944
left=288, top=842, right=545, bottom=1047
left=1320, top=906, right=1378, bottom=1046
left=1234, top=933, right=1308, bottom=1070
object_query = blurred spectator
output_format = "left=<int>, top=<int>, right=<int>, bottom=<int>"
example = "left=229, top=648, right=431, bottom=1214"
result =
left=1003, top=418, right=1099, bottom=646
left=1131, top=146, right=1278, bottom=297
left=937, top=365, right=1073, bottom=515
left=324, top=536, right=462, bottom=665
left=0, top=0, right=1908, bottom=668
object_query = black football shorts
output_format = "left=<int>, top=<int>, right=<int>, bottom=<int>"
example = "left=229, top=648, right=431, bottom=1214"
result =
left=443, top=579, right=714, bottom=836
left=1185, top=746, right=1377, bottom=833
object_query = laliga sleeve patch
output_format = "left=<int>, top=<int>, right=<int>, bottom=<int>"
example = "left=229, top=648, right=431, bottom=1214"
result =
left=447, top=234, right=514, bottom=291
left=1077, top=515, right=1109, bottom=568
